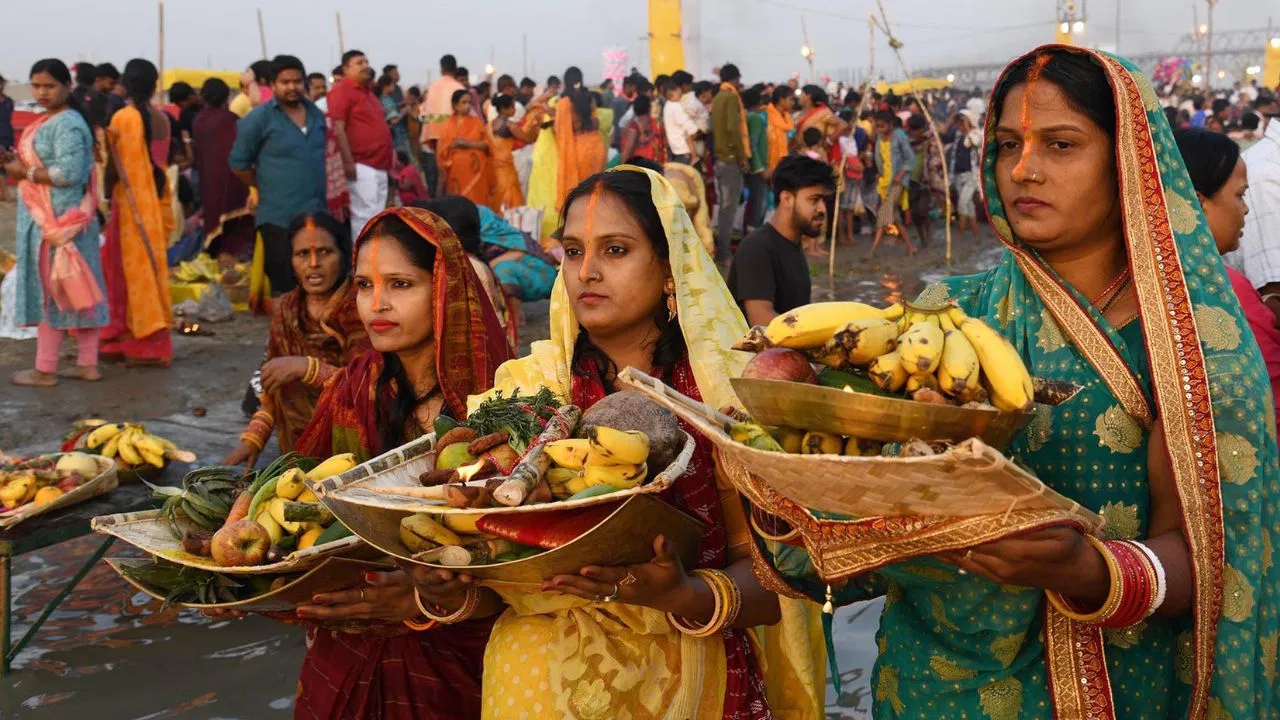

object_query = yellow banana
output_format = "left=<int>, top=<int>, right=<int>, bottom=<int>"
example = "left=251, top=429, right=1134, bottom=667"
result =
left=937, top=317, right=981, bottom=398
left=85, top=423, right=122, bottom=450
left=100, top=433, right=121, bottom=459
left=585, top=426, right=650, bottom=465
left=947, top=308, right=1034, bottom=412
left=305, top=453, right=358, bottom=482
left=547, top=468, right=580, bottom=486
left=139, top=446, right=166, bottom=469
left=906, top=373, right=940, bottom=393
left=545, top=439, right=592, bottom=470
left=255, top=509, right=284, bottom=545
left=844, top=437, right=883, bottom=457
left=881, top=303, right=905, bottom=321
left=898, top=321, right=946, bottom=374
left=267, top=497, right=302, bottom=534
left=116, top=428, right=143, bottom=466
left=297, top=487, right=319, bottom=503
left=132, top=432, right=166, bottom=457
left=770, top=426, right=806, bottom=454
left=831, top=317, right=899, bottom=366
left=868, top=351, right=909, bottom=393
left=275, top=468, right=307, bottom=500
left=801, top=431, right=844, bottom=455
left=441, top=514, right=483, bottom=534
left=400, top=513, right=462, bottom=553
left=806, top=338, right=851, bottom=370
left=765, top=301, right=889, bottom=349
left=583, top=463, right=648, bottom=490
left=562, top=474, right=591, bottom=496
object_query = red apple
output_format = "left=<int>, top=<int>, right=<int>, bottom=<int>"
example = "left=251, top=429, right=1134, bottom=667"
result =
left=742, top=348, right=818, bottom=384
left=210, top=518, right=271, bottom=567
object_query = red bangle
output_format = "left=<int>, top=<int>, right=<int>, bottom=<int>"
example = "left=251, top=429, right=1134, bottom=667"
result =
left=1100, top=540, right=1153, bottom=629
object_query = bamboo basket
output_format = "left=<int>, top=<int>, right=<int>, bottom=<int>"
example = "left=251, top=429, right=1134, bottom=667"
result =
left=313, top=430, right=696, bottom=516
left=323, top=493, right=705, bottom=585
left=617, top=368, right=1104, bottom=580
left=106, top=555, right=393, bottom=612
left=90, top=509, right=364, bottom=575
left=0, top=454, right=118, bottom=530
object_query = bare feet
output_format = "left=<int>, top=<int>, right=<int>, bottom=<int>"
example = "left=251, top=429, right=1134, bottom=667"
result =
left=58, top=366, right=103, bottom=382
left=10, top=369, right=57, bottom=387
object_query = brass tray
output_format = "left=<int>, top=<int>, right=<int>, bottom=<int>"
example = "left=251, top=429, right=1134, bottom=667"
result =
left=730, top=377, right=1034, bottom=447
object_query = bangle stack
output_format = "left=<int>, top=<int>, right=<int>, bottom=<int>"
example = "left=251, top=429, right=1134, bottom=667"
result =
left=1046, top=535, right=1167, bottom=628
left=239, top=409, right=274, bottom=451
left=414, top=587, right=480, bottom=624
left=667, top=569, right=742, bottom=638
left=302, top=357, right=322, bottom=385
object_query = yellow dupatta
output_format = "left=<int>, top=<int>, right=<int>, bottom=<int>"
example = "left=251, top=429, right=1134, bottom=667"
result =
left=472, top=166, right=826, bottom=719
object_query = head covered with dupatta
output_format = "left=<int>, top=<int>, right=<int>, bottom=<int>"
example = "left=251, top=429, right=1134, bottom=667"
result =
left=933, top=45, right=1279, bottom=719
left=296, top=206, right=511, bottom=459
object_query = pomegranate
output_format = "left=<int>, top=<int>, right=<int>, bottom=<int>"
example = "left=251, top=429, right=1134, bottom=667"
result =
left=742, top=348, right=818, bottom=384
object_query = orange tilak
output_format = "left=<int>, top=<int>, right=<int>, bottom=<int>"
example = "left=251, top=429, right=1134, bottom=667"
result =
left=582, top=181, right=604, bottom=242
left=1013, top=53, right=1052, bottom=179
left=304, top=216, right=319, bottom=268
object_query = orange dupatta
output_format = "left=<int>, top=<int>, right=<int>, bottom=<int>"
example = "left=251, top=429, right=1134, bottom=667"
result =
left=553, top=98, right=606, bottom=208
left=438, top=114, right=494, bottom=209
left=765, top=104, right=793, bottom=172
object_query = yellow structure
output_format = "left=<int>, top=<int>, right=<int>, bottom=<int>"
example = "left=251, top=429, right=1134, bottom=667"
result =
left=1055, top=23, right=1077, bottom=47
left=876, top=77, right=953, bottom=95
left=160, top=68, right=241, bottom=92
left=649, top=0, right=685, bottom=78
left=1266, top=37, right=1280, bottom=90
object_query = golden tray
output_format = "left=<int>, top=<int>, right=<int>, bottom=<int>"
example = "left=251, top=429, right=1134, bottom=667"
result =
left=730, top=377, right=1034, bottom=447
left=321, top=493, right=705, bottom=585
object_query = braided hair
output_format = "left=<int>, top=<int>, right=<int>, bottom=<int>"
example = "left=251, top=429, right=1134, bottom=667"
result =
left=121, top=58, right=165, bottom=197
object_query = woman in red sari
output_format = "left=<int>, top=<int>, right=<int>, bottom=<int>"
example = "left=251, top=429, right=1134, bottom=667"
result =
left=222, top=212, right=369, bottom=466
left=289, top=206, right=512, bottom=719
left=437, top=90, right=493, bottom=208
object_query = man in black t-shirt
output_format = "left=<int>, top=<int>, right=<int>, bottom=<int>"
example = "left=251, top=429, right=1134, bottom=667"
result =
left=728, top=155, right=835, bottom=326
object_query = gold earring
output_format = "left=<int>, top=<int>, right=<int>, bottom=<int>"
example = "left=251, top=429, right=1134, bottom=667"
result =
left=664, top=278, right=677, bottom=321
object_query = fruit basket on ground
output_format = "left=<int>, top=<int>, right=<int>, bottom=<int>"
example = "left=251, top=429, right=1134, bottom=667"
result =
left=66, top=420, right=197, bottom=484
left=313, top=388, right=705, bottom=584
left=617, top=357, right=1103, bottom=585
left=0, top=452, right=118, bottom=530
left=91, top=453, right=366, bottom=576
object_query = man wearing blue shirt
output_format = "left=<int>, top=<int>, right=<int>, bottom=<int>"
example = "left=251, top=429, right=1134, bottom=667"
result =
left=230, top=54, right=326, bottom=295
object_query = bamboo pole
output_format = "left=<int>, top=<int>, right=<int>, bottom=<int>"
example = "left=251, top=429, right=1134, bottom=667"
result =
left=157, top=2, right=165, bottom=82
left=336, top=11, right=345, bottom=55
left=257, top=9, right=268, bottom=59
left=872, top=0, right=953, bottom=265
left=829, top=153, right=848, bottom=295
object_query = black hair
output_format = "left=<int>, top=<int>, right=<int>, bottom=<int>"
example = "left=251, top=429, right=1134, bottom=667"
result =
left=250, top=59, right=274, bottom=84
left=361, top=213, right=438, bottom=453
left=28, top=59, right=89, bottom=126
left=671, top=70, right=693, bottom=87
left=476, top=81, right=491, bottom=96
left=286, top=210, right=352, bottom=291
left=383, top=64, right=398, bottom=75
left=493, top=94, right=515, bottom=112
left=693, top=81, right=713, bottom=97
left=654, top=74, right=671, bottom=90
left=396, top=149, right=410, bottom=167
left=201, top=78, right=230, bottom=108
left=440, top=54, right=458, bottom=73
left=450, top=88, right=469, bottom=108
left=341, top=50, right=365, bottom=68
left=801, top=84, right=828, bottom=106
left=1173, top=128, right=1240, bottom=198
left=884, top=92, right=902, bottom=109
left=1212, top=97, right=1230, bottom=114
left=1164, top=106, right=1179, bottom=128
left=1191, top=95, right=1205, bottom=110
left=625, top=157, right=664, bottom=173
left=376, top=75, right=395, bottom=93
left=331, top=65, right=343, bottom=79
left=802, top=127, right=823, bottom=147
left=168, top=81, right=194, bottom=104
left=519, top=77, right=536, bottom=89
left=1242, top=111, right=1261, bottom=131
left=563, top=67, right=584, bottom=91
left=589, top=90, right=603, bottom=107
left=407, top=86, right=422, bottom=99
left=96, top=63, right=120, bottom=81
left=497, top=74, right=516, bottom=92
left=635, top=77, right=654, bottom=94
left=419, top=197, right=481, bottom=255
left=271, top=54, right=305, bottom=81
left=569, top=89, right=596, bottom=129
left=992, top=51, right=1116, bottom=142
left=546, top=75, right=561, bottom=87
left=906, top=114, right=927, bottom=131
left=772, top=86, right=792, bottom=104
left=559, top=169, right=686, bottom=384
left=873, top=109, right=897, bottom=125
left=121, top=59, right=166, bottom=198
left=455, top=67, right=470, bottom=80
left=307, top=72, right=327, bottom=84
left=837, top=107, right=854, bottom=121
left=632, top=93, right=652, bottom=117
left=772, top=154, right=835, bottom=201
left=622, top=74, right=639, bottom=90
left=74, top=62, right=96, bottom=87
left=844, top=89, right=862, bottom=106
left=719, top=64, right=741, bottom=83
left=741, top=87, right=762, bottom=109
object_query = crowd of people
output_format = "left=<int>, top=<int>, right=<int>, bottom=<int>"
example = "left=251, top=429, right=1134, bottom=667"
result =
left=2, top=40, right=1280, bottom=719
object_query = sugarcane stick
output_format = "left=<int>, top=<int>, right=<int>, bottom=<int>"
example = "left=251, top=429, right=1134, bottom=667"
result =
left=369, top=478, right=497, bottom=500
left=413, top=538, right=518, bottom=566
left=493, top=406, right=581, bottom=507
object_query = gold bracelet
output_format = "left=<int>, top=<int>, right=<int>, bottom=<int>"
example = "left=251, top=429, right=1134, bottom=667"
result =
left=414, top=587, right=479, bottom=624
left=402, top=616, right=439, bottom=632
left=239, top=432, right=265, bottom=451
left=667, top=569, right=739, bottom=638
left=300, top=357, right=319, bottom=385
left=1045, top=535, right=1124, bottom=624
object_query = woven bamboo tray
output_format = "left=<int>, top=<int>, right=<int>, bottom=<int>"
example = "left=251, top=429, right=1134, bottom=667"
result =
left=107, top=555, right=394, bottom=612
left=313, top=430, right=696, bottom=516
left=0, top=454, right=118, bottom=530
left=322, top=492, right=705, bottom=584
left=90, top=509, right=364, bottom=575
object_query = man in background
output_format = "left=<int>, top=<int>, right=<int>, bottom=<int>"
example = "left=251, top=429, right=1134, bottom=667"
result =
left=95, top=63, right=125, bottom=118
left=728, top=156, right=833, bottom=326
left=710, top=63, right=747, bottom=264
left=71, top=63, right=106, bottom=130
left=1226, top=102, right=1280, bottom=328
left=327, top=49, right=393, bottom=236
left=663, top=79, right=698, bottom=165
left=516, top=77, right=537, bottom=106
left=307, top=72, right=328, bottom=111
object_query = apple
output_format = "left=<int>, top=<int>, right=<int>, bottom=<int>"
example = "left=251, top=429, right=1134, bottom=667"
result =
left=210, top=518, right=271, bottom=567
left=742, top=348, right=818, bottom=384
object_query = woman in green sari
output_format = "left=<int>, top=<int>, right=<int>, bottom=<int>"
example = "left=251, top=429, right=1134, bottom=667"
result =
left=750, top=46, right=1280, bottom=719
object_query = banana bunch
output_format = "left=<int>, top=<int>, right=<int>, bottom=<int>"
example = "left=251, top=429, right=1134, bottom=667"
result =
left=756, top=301, right=905, bottom=351
left=86, top=422, right=195, bottom=468
left=766, top=427, right=885, bottom=457
left=171, top=256, right=221, bottom=283
left=544, top=427, right=651, bottom=499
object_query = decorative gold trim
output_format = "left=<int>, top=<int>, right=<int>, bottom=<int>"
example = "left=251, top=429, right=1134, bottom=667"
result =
left=1044, top=607, right=1116, bottom=720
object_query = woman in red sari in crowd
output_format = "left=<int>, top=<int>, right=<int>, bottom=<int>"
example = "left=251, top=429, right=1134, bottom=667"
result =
left=222, top=212, right=369, bottom=466
left=437, top=90, right=493, bottom=208
left=289, top=206, right=512, bottom=719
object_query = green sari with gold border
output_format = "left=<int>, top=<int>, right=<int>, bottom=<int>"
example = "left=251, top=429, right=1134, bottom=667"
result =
left=748, top=47, right=1280, bottom=719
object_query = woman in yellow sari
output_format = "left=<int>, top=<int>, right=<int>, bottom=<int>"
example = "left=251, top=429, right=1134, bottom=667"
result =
left=409, top=166, right=827, bottom=719
left=438, top=89, right=493, bottom=208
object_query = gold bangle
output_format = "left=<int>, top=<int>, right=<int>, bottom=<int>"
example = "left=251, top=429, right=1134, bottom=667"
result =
left=402, top=617, right=439, bottom=632
left=1045, top=535, right=1124, bottom=624
left=667, top=569, right=738, bottom=638
left=414, top=587, right=479, bottom=624
left=239, top=432, right=265, bottom=451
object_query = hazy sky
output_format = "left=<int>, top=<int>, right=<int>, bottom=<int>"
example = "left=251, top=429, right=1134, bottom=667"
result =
left=1, top=0, right=1271, bottom=85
